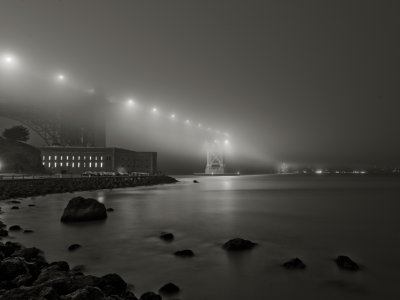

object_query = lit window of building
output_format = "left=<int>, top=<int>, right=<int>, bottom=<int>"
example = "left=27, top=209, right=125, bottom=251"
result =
left=78, top=156, right=80, bottom=160
left=48, top=162, right=51, bottom=168
left=72, top=156, right=75, bottom=160
left=49, top=156, right=51, bottom=160
left=60, top=163, right=63, bottom=167
left=66, top=156, right=69, bottom=160
left=100, top=162, right=103, bottom=168
left=66, top=162, right=69, bottom=167
left=101, top=156, right=103, bottom=161
left=43, top=155, right=45, bottom=160
left=72, top=163, right=74, bottom=168
left=84, top=162, right=86, bottom=167
left=90, top=156, right=92, bottom=161
left=55, top=162, right=57, bottom=168
left=78, top=162, right=80, bottom=168
left=95, top=163, right=97, bottom=168
left=61, top=156, right=63, bottom=160
left=89, top=163, right=92, bottom=168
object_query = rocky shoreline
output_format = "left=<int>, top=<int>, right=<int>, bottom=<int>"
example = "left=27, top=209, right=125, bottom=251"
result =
left=0, top=175, right=178, bottom=200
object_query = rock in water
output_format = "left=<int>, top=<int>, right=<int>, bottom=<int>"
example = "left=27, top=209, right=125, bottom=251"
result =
left=61, top=196, right=107, bottom=222
left=159, top=282, right=180, bottom=294
left=193, top=180, right=199, bottom=183
left=222, top=238, right=257, bottom=251
left=9, top=225, right=22, bottom=231
left=282, top=258, right=306, bottom=269
left=160, top=232, right=174, bottom=241
left=68, top=244, right=82, bottom=251
left=174, top=249, right=195, bottom=257
left=140, top=291, right=162, bottom=300
left=335, top=255, right=359, bottom=271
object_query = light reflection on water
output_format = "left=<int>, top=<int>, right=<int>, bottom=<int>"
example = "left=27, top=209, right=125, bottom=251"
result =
left=1, top=175, right=399, bottom=299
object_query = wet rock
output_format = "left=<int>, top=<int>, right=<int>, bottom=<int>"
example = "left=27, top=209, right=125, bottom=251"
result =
left=64, top=286, right=105, bottom=300
left=11, top=206, right=19, bottom=210
left=158, top=282, right=180, bottom=294
left=335, top=255, right=359, bottom=271
left=68, top=244, right=82, bottom=252
left=71, top=265, right=86, bottom=273
left=159, top=232, right=174, bottom=242
left=282, top=258, right=306, bottom=269
left=193, top=180, right=199, bottom=183
left=174, top=249, right=194, bottom=257
left=50, top=261, right=70, bottom=272
left=9, top=225, right=22, bottom=231
left=0, top=220, right=6, bottom=228
left=23, top=229, right=34, bottom=234
left=61, top=196, right=107, bottom=222
left=11, top=272, right=34, bottom=287
left=140, top=291, right=162, bottom=300
left=222, top=238, right=257, bottom=251
left=12, top=247, right=43, bottom=262
left=0, top=257, right=30, bottom=281
left=106, top=208, right=114, bottom=212
left=99, top=273, right=127, bottom=296
left=0, top=242, right=23, bottom=257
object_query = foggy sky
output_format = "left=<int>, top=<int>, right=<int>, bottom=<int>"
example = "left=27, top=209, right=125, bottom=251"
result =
left=0, top=0, right=399, bottom=173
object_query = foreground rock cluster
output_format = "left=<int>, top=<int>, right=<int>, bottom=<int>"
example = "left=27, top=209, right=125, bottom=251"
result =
left=0, top=241, right=139, bottom=300
left=0, top=176, right=178, bottom=200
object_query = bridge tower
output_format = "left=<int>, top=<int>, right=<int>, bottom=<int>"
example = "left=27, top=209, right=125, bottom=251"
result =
left=205, top=140, right=225, bottom=174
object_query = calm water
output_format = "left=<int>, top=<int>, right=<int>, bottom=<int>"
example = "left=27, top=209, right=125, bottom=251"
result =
left=1, top=175, right=400, bottom=299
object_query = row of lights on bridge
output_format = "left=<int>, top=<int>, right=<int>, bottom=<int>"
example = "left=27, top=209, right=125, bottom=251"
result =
left=1, top=52, right=230, bottom=144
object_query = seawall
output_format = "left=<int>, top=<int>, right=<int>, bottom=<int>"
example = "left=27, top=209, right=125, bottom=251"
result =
left=0, top=175, right=178, bottom=200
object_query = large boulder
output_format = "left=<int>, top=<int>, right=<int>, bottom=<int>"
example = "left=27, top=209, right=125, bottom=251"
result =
left=61, top=197, right=107, bottom=222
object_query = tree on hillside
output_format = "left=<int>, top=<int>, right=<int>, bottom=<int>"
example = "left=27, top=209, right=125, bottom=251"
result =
left=2, top=125, right=30, bottom=142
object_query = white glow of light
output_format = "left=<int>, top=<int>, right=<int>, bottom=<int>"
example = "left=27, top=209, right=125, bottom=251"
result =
left=198, top=123, right=202, bottom=128
left=57, top=74, right=65, bottom=82
left=224, top=139, right=230, bottom=145
left=127, top=99, right=134, bottom=105
left=315, top=170, right=323, bottom=174
left=170, top=114, right=176, bottom=119
left=185, top=119, right=190, bottom=124
left=1, top=53, right=18, bottom=68
left=152, top=107, right=157, bottom=113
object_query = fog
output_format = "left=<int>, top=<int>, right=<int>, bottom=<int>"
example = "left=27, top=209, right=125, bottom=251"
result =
left=1, top=0, right=399, bottom=173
